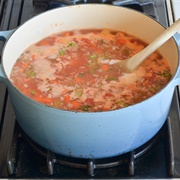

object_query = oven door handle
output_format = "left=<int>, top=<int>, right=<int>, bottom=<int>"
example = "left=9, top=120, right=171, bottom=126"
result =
left=0, top=29, right=15, bottom=42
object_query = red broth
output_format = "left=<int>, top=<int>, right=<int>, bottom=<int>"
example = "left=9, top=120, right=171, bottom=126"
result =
left=10, top=29, right=172, bottom=112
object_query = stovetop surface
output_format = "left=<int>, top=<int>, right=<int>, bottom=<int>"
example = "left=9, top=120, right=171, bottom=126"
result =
left=1, top=0, right=180, bottom=179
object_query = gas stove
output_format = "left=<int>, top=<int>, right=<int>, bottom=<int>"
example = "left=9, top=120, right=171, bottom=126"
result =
left=0, top=0, right=180, bottom=179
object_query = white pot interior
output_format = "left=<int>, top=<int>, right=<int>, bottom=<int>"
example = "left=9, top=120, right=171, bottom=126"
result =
left=2, top=4, right=179, bottom=78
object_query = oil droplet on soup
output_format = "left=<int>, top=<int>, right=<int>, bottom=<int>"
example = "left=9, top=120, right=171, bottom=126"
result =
left=10, top=29, right=172, bottom=112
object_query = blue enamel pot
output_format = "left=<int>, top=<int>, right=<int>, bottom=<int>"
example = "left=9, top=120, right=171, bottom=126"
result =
left=0, top=4, right=180, bottom=158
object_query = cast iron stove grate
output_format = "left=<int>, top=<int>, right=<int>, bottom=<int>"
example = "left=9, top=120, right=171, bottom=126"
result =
left=0, top=105, right=178, bottom=178
left=19, top=119, right=174, bottom=177
left=32, top=0, right=156, bottom=18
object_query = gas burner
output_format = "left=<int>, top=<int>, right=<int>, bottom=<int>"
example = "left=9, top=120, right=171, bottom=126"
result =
left=33, top=0, right=87, bottom=6
left=22, top=125, right=165, bottom=177
left=1, top=112, right=176, bottom=177
left=32, top=0, right=137, bottom=5
left=32, top=0, right=157, bottom=20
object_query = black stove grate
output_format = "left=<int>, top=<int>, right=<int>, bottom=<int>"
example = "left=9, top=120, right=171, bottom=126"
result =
left=20, top=123, right=168, bottom=177
left=1, top=0, right=180, bottom=178
left=0, top=99, right=178, bottom=178
left=32, top=0, right=158, bottom=17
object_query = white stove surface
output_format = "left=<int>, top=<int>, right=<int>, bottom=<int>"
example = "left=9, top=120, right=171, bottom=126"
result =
left=170, top=0, right=180, bottom=43
left=171, top=0, right=180, bottom=21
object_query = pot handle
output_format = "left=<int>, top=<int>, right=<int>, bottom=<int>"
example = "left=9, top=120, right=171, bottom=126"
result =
left=171, top=33, right=180, bottom=86
left=0, top=64, right=6, bottom=82
left=0, top=29, right=15, bottom=82
left=174, top=32, right=180, bottom=46
left=0, top=29, right=15, bottom=42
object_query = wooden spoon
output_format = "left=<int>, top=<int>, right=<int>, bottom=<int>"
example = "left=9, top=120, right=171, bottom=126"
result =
left=121, top=18, right=180, bottom=73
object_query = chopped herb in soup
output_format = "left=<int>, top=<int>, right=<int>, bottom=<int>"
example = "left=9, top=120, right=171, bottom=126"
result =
left=10, top=29, right=172, bottom=112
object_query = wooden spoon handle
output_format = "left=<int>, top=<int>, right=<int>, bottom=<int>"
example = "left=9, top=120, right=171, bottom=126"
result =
left=124, top=18, right=180, bottom=72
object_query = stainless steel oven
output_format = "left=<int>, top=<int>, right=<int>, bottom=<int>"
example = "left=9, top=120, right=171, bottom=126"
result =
left=0, top=0, right=180, bottom=179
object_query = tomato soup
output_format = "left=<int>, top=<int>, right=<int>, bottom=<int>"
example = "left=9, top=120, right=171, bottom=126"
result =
left=10, top=29, right=172, bottom=112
